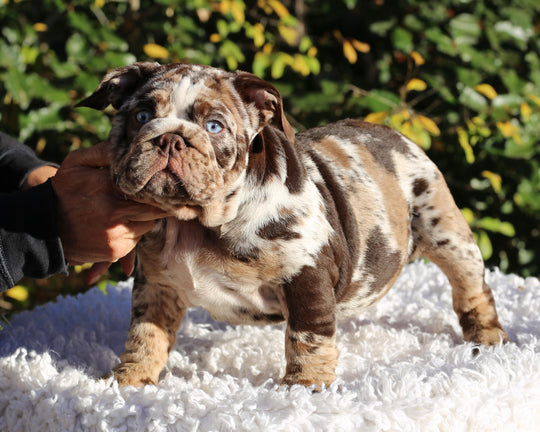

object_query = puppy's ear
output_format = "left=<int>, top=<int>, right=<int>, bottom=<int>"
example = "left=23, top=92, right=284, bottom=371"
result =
left=233, top=71, right=295, bottom=143
left=76, top=62, right=161, bottom=110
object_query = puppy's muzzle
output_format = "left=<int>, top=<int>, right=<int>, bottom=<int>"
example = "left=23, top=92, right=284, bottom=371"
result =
left=153, top=132, right=194, bottom=155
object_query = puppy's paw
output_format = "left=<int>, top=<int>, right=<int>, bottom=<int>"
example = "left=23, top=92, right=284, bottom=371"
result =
left=105, top=363, right=158, bottom=388
left=466, top=325, right=510, bottom=351
left=280, top=369, right=336, bottom=391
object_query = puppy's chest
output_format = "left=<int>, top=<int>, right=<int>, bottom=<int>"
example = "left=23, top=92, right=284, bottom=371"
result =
left=139, top=219, right=288, bottom=325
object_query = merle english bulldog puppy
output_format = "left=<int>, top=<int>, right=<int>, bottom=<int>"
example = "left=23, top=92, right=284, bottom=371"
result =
left=78, top=62, right=508, bottom=388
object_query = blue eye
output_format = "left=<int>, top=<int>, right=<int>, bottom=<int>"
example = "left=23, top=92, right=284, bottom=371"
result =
left=136, top=110, right=152, bottom=124
left=206, top=120, right=224, bottom=134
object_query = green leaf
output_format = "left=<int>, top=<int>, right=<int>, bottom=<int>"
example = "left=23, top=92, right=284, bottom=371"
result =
left=459, top=87, right=488, bottom=112
left=477, top=231, right=493, bottom=260
left=370, top=19, right=397, bottom=36
left=391, top=27, right=413, bottom=53
left=361, top=89, right=400, bottom=112
left=449, top=13, right=481, bottom=44
left=478, top=217, right=516, bottom=236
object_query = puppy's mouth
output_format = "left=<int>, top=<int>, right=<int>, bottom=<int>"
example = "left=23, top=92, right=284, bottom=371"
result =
left=139, top=133, right=194, bottom=189
left=114, top=130, right=222, bottom=211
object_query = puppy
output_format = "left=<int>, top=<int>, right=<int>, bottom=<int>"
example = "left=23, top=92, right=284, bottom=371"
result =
left=78, top=62, right=508, bottom=388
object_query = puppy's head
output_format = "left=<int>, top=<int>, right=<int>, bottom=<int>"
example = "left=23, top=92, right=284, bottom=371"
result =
left=78, top=62, right=294, bottom=226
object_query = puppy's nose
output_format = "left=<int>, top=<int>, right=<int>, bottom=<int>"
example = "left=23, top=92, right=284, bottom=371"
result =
left=158, top=133, right=185, bottom=151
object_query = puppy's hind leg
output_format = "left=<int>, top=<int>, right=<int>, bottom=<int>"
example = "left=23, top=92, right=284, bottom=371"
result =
left=410, top=173, right=509, bottom=347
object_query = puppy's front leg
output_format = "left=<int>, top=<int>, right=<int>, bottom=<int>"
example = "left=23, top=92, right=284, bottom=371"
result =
left=281, top=265, right=339, bottom=388
left=112, top=278, right=185, bottom=387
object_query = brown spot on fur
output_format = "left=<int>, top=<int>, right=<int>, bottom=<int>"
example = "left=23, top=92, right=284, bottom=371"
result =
left=314, top=137, right=352, bottom=170
left=257, top=214, right=301, bottom=241
left=283, top=262, right=337, bottom=338
left=413, top=178, right=429, bottom=196
left=362, top=226, right=403, bottom=296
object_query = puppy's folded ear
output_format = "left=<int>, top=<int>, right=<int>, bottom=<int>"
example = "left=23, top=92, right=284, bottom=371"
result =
left=76, top=62, right=162, bottom=110
left=233, top=71, right=295, bottom=144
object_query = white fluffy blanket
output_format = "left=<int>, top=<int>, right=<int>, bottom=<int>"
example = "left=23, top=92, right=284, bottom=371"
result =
left=1, top=261, right=539, bottom=432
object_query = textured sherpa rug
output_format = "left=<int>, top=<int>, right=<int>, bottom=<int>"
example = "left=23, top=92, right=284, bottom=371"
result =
left=0, top=261, right=539, bottom=432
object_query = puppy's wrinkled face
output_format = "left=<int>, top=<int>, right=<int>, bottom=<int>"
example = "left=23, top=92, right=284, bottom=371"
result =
left=77, top=62, right=294, bottom=225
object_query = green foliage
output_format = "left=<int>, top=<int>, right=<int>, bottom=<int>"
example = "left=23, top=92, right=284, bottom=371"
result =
left=0, top=0, right=539, bottom=313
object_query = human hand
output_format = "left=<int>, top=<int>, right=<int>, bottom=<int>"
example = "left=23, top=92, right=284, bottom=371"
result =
left=23, top=165, right=58, bottom=189
left=50, top=142, right=168, bottom=283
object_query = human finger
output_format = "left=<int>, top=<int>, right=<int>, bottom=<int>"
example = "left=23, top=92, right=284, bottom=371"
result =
left=63, top=141, right=110, bottom=168
left=120, top=249, right=137, bottom=277
left=86, top=262, right=111, bottom=285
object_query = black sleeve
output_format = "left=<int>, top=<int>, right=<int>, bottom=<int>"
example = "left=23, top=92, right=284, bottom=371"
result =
left=0, top=180, right=68, bottom=291
left=0, top=131, right=58, bottom=193
left=0, top=133, right=68, bottom=291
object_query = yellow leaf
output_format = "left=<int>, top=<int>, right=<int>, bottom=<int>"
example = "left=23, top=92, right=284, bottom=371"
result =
left=143, top=43, right=169, bottom=59
left=220, top=0, right=232, bottom=13
left=528, top=94, right=540, bottom=106
left=342, top=40, right=357, bottom=64
left=278, top=24, right=298, bottom=46
left=307, top=46, right=318, bottom=57
left=262, top=43, right=273, bottom=54
left=231, top=1, right=245, bottom=24
left=351, top=39, right=370, bottom=53
left=292, top=54, right=310, bottom=76
left=461, top=207, right=475, bottom=224
left=268, top=0, right=290, bottom=18
left=475, top=83, right=497, bottom=100
left=5, top=285, right=29, bottom=302
left=364, top=111, right=389, bottom=124
left=496, top=121, right=516, bottom=138
left=252, top=23, right=265, bottom=47
left=457, top=126, right=475, bottom=163
left=411, top=51, right=425, bottom=66
left=520, top=102, right=532, bottom=122
left=417, top=114, right=441, bottom=136
left=482, top=170, right=502, bottom=193
left=210, top=33, right=221, bottom=43
left=95, top=0, right=105, bottom=7
left=33, top=22, right=48, bottom=32
left=406, top=78, right=427, bottom=92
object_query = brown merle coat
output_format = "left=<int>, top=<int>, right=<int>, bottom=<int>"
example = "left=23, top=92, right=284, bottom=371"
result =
left=78, top=62, right=508, bottom=388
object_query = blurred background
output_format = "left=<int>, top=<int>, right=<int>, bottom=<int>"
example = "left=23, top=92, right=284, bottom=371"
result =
left=0, top=0, right=539, bottom=316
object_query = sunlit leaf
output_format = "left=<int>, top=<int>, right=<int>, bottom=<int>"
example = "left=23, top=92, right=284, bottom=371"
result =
left=482, top=170, right=502, bottom=193
left=520, top=102, right=532, bottom=121
left=496, top=121, right=517, bottom=137
left=478, top=231, right=493, bottom=260
left=364, top=111, right=389, bottom=124
left=478, top=217, right=516, bottom=237
left=475, top=83, right=498, bottom=100
left=351, top=39, right=370, bottom=53
left=5, top=285, right=29, bottom=302
left=143, top=43, right=169, bottom=59
left=411, top=51, right=425, bottom=65
left=528, top=94, right=540, bottom=106
left=461, top=207, right=475, bottom=224
left=33, top=22, right=48, bottom=32
left=230, top=1, right=245, bottom=25
left=268, top=0, right=290, bottom=18
left=343, top=40, right=357, bottom=64
left=406, top=78, right=427, bottom=92
left=417, top=114, right=440, bottom=136
left=278, top=24, right=298, bottom=46
left=457, top=127, right=475, bottom=163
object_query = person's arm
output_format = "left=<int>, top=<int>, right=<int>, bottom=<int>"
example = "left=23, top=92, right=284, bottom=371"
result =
left=0, top=132, right=58, bottom=193
left=0, top=180, right=67, bottom=291
left=0, top=133, right=65, bottom=291
left=0, top=138, right=168, bottom=291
